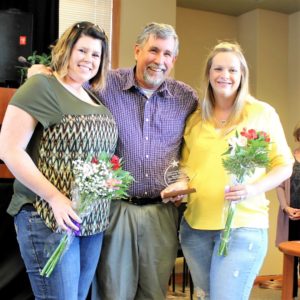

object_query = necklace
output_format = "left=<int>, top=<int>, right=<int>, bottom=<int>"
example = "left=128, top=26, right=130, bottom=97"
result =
left=214, top=118, right=227, bottom=128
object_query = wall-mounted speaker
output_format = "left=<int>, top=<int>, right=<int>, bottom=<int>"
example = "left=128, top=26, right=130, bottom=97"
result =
left=0, top=9, right=33, bottom=87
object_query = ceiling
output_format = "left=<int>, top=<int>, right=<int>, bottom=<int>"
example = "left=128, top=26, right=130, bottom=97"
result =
left=177, top=0, right=300, bottom=16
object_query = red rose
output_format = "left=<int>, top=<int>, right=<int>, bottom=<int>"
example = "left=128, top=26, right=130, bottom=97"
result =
left=111, top=155, right=121, bottom=170
left=91, top=157, right=99, bottom=164
left=240, top=128, right=258, bottom=140
left=258, top=131, right=270, bottom=143
left=247, top=129, right=258, bottom=140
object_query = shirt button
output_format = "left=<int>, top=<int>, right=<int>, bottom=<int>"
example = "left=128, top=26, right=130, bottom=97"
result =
left=145, top=173, right=149, bottom=177
left=146, top=155, right=149, bottom=158
left=145, top=136, right=148, bottom=140
left=144, top=192, right=148, bottom=195
left=146, top=118, right=149, bottom=122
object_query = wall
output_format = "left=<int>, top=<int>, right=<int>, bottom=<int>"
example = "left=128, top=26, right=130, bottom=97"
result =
left=118, top=0, right=176, bottom=67
left=288, top=12, right=300, bottom=149
left=176, top=8, right=237, bottom=92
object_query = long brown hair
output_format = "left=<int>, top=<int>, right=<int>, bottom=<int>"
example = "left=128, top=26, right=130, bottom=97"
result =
left=51, top=21, right=109, bottom=92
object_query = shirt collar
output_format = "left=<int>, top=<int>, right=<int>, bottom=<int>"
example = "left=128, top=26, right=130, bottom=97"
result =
left=123, top=67, right=173, bottom=98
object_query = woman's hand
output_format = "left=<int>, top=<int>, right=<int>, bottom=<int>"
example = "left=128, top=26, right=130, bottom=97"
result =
left=283, top=206, right=300, bottom=220
left=48, top=194, right=82, bottom=232
left=224, top=183, right=252, bottom=202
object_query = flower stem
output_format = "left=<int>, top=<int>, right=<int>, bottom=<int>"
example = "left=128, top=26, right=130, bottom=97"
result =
left=40, top=234, right=69, bottom=277
left=218, top=201, right=236, bottom=256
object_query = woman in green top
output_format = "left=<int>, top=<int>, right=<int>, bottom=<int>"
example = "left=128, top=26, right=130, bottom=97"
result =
left=0, top=22, right=117, bottom=300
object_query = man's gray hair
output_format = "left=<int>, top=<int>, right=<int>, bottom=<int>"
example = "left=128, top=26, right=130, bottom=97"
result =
left=136, top=22, right=179, bottom=56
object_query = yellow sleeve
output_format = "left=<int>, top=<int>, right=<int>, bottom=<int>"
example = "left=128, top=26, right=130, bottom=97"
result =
left=267, top=108, right=294, bottom=168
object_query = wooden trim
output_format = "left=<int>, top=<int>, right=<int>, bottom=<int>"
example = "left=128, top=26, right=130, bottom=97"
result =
left=111, top=0, right=121, bottom=68
left=0, top=87, right=16, bottom=179
left=255, top=274, right=300, bottom=288
left=0, top=165, right=13, bottom=179
left=254, top=274, right=282, bottom=285
left=0, top=88, right=16, bottom=123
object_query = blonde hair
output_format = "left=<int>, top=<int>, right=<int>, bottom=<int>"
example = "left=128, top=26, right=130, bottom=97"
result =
left=51, top=21, right=109, bottom=92
left=202, top=41, right=250, bottom=128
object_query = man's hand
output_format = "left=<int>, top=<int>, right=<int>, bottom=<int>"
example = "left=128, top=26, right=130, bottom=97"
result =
left=161, top=181, right=190, bottom=205
left=27, top=64, right=53, bottom=78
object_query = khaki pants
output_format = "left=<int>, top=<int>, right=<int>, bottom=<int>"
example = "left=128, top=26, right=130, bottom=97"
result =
left=92, top=200, right=178, bottom=300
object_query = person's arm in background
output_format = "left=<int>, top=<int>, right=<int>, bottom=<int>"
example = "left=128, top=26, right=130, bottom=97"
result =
left=276, top=179, right=300, bottom=220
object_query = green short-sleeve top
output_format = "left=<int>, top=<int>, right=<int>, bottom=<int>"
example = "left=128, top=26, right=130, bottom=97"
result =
left=7, top=74, right=118, bottom=236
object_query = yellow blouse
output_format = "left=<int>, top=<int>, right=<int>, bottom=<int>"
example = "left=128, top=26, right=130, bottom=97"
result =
left=182, top=98, right=293, bottom=230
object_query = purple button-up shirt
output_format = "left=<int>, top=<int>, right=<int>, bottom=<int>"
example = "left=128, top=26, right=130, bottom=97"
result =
left=98, top=67, right=198, bottom=198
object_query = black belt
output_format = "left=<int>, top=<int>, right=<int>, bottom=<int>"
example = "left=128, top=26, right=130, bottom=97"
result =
left=123, top=196, right=162, bottom=206
left=21, top=203, right=35, bottom=211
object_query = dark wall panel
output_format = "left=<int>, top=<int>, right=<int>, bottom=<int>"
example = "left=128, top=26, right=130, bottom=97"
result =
left=0, top=10, right=33, bottom=85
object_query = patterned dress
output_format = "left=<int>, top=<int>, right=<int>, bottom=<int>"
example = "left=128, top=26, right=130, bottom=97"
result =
left=7, top=74, right=118, bottom=236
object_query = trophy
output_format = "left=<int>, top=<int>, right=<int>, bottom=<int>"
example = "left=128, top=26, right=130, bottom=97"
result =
left=161, top=159, right=196, bottom=199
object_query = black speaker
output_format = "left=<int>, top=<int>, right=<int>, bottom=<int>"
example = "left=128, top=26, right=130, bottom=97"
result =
left=0, top=9, right=33, bottom=87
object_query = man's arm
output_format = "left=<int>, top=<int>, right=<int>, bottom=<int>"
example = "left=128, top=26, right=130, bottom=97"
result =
left=27, top=64, right=53, bottom=78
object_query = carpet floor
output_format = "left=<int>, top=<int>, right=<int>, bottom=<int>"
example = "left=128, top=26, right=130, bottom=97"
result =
left=166, top=280, right=285, bottom=299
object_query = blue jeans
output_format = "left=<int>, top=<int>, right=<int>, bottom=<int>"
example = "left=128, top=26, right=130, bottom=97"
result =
left=180, top=218, right=268, bottom=300
left=14, top=206, right=103, bottom=300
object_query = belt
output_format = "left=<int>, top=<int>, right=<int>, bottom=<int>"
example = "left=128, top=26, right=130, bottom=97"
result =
left=21, top=203, right=35, bottom=211
left=123, top=196, right=162, bottom=206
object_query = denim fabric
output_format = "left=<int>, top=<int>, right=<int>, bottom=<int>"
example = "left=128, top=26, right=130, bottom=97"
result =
left=180, top=218, right=268, bottom=300
left=14, top=207, right=103, bottom=300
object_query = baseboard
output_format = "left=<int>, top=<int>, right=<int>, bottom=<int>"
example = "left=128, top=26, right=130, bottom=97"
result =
left=175, top=273, right=300, bottom=289
left=254, top=274, right=282, bottom=285
left=255, top=274, right=300, bottom=289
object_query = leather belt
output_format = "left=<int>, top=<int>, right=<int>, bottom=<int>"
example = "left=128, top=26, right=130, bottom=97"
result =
left=21, top=203, right=35, bottom=211
left=123, top=196, right=162, bottom=206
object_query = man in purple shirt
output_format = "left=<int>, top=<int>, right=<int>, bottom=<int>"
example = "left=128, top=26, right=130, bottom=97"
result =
left=92, top=23, right=198, bottom=300
left=28, top=22, right=198, bottom=300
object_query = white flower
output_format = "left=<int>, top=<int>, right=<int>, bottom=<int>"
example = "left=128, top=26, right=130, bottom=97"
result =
left=237, top=136, right=247, bottom=147
left=228, top=136, right=247, bottom=155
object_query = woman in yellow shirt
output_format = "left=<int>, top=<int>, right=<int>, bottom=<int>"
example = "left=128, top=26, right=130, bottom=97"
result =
left=162, top=42, right=293, bottom=300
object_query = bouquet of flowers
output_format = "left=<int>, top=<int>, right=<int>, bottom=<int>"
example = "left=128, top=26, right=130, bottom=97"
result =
left=40, top=153, right=134, bottom=277
left=218, top=128, right=271, bottom=256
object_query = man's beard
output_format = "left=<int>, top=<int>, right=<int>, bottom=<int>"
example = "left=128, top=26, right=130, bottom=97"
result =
left=143, top=64, right=167, bottom=88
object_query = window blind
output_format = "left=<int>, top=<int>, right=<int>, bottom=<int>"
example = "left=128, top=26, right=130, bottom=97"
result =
left=59, top=0, right=113, bottom=53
